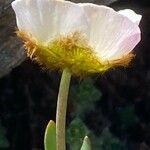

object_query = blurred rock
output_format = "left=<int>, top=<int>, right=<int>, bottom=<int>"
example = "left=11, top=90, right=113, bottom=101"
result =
left=0, top=0, right=26, bottom=78
left=71, top=0, right=117, bottom=5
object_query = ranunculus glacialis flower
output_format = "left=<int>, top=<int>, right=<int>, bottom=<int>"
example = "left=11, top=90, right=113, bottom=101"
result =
left=12, top=0, right=141, bottom=76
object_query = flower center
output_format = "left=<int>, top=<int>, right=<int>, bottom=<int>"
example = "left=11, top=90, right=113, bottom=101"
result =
left=16, top=30, right=134, bottom=76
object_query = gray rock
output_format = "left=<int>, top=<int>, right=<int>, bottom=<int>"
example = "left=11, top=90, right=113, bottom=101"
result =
left=0, top=0, right=26, bottom=78
left=71, top=0, right=117, bottom=5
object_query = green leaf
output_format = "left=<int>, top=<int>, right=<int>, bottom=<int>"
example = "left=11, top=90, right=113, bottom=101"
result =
left=44, top=120, right=56, bottom=150
left=80, top=136, right=91, bottom=150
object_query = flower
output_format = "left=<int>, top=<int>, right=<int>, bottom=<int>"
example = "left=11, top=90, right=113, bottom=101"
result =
left=12, top=0, right=141, bottom=76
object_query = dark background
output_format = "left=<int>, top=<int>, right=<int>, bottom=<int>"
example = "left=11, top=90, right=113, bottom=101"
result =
left=0, top=0, right=150, bottom=150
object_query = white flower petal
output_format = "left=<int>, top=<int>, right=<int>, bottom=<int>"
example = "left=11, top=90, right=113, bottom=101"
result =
left=79, top=3, right=141, bottom=60
left=12, top=0, right=89, bottom=43
left=118, top=9, right=142, bottom=25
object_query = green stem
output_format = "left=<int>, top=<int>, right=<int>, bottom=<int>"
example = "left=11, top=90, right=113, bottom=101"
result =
left=56, top=69, right=71, bottom=150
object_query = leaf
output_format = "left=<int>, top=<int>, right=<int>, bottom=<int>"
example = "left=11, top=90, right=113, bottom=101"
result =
left=80, top=136, right=91, bottom=150
left=44, top=120, right=56, bottom=150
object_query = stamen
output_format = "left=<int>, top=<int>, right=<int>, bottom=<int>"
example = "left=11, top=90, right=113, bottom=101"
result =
left=16, top=30, right=134, bottom=76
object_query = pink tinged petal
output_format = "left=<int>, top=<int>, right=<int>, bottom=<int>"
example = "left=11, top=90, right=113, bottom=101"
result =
left=79, top=3, right=141, bottom=61
left=12, top=0, right=89, bottom=43
left=118, top=9, right=142, bottom=25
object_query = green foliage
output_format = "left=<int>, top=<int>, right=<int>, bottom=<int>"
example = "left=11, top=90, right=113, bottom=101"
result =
left=44, top=120, right=56, bottom=150
left=68, top=78, right=129, bottom=150
left=93, top=128, right=127, bottom=150
left=0, top=122, right=9, bottom=148
left=67, top=118, right=91, bottom=150
left=118, top=105, right=139, bottom=129
left=67, top=119, right=126, bottom=150
left=80, top=136, right=91, bottom=150
left=70, top=78, right=102, bottom=117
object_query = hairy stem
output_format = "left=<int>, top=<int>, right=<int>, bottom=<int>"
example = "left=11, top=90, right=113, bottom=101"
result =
left=56, top=69, right=71, bottom=150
